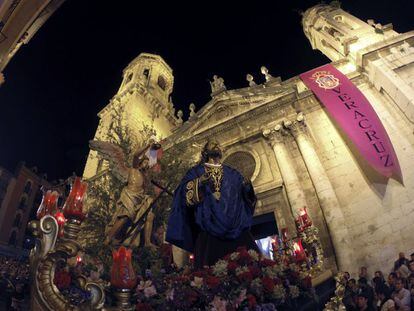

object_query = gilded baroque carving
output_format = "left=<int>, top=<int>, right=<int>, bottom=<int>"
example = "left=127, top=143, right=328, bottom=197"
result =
left=29, top=216, right=105, bottom=311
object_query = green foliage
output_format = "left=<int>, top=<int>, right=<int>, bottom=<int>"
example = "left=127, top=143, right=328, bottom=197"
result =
left=80, top=100, right=201, bottom=275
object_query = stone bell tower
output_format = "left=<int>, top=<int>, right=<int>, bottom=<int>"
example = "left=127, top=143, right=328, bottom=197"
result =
left=83, top=53, right=180, bottom=179
left=302, top=2, right=414, bottom=133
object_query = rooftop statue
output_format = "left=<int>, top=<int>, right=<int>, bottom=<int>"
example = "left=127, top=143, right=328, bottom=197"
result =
left=210, top=75, right=226, bottom=96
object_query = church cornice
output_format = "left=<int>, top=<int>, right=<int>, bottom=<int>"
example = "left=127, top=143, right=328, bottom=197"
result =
left=165, top=89, right=297, bottom=150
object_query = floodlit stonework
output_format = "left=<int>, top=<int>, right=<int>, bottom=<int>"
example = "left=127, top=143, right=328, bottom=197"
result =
left=83, top=53, right=180, bottom=179
left=0, top=0, right=65, bottom=85
left=84, top=3, right=414, bottom=274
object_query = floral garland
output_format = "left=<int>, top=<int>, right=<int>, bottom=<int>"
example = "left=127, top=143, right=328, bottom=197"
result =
left=134, top=246, right=314, bottom=310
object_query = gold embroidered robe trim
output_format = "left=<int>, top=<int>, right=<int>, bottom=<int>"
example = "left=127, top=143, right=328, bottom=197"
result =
left=204, top=165, right=223, bottom=201
left=185, top=178, right=201, bottom=206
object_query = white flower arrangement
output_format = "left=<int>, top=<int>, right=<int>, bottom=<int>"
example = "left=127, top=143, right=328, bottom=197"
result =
left=272, top=284, right=286, bottom=300
left=212, top=259, right=228, bottom=277
left=248, top=249, right=259, bottom=261
left=262, top=266, right=276, bottom=278
left=289, top=285, right=300, bottom=298
left=235, top=266, right=249, bottom=276
left=229, top=252, right=240, bottom=261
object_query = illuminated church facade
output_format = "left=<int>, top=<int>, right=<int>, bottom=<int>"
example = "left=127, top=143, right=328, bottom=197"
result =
left=83, top=3, right=414, bottom=274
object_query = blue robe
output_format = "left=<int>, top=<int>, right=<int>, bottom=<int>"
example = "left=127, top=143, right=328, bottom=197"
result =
left=166, top=164, right=256, bottom=253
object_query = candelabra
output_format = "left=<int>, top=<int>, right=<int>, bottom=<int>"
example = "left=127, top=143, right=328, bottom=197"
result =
left=28, top=177, right=105, bottom=311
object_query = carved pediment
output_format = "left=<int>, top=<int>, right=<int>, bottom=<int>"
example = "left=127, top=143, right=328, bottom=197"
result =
left=188, top=95, right=280, bottom=136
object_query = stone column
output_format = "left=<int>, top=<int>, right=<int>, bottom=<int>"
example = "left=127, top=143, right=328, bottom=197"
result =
left=284, top=112, right=354, bottom=270
left=263, top=125, right=308, bottom=219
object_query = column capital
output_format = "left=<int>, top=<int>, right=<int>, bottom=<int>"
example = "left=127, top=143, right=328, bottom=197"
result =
left=284, top=112, right=307, bottom=138
left=263, top=124, right=288, bottom=146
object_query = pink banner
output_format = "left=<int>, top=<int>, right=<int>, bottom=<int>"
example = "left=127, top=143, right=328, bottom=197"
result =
left=300, top=64, right=402, bottom=180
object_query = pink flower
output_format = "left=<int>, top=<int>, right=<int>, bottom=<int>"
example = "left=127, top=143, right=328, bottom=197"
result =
left=137, top=280, right=152, bottom=291
left=210, top=296, right=227, bottom=311
left=144, top=285, right=157, bottom=298
left=166, top=288, right=174, bottom=301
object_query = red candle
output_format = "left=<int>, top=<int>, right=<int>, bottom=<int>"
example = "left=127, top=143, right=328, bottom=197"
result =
left=62, top=177, right=88, bottom=221
left=111, top=246, right=137, bottom=289
left=36, top=191, right=59, bottom=219
left=293, top=239, right=307, bottom=262
left=281, top=228, right=289, bottom=242
left=76, top=255, right=82, bottom=265
left=299, top=207, right=312, bottom=228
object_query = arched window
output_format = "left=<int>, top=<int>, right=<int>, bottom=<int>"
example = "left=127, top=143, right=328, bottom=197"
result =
left=223, top=151, right=256, bottom=180
left=125, top=72, right=133, bottom=84
left=9, top=231, right=17, bottom=246
left=143, top=68, right=149, bottom=78
left=157, top=75, right=167, bottom=91
left=24, top=180, right=32, bottom=194
left=13, top=213, right=21, bottom=228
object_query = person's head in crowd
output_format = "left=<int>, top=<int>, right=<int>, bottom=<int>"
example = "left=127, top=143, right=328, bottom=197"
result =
left=408, top=274, right=414, bottom=287
left=348, top=278, right=358, bottom=291
left=409, top=261, right=414, bottom=272
left=356, top=292, right=369, bottom=310
left=359, top=266, right=368, bottom=279
left=388, top=272, right=397, bottom=286
left=374, top=270, right=384, bottom=279
left=395, top=278, right=405, bottom=292
left=410, top=252, right=414, bottom=261
left=358, top=277, right=369, bottom=289
left=398, top=252, right=406, bottom=260
left=397, top=264, right=410, bottom=279
left=372, top=276, right=384, bottom=289
left=344, top=271, right=350, bottom=280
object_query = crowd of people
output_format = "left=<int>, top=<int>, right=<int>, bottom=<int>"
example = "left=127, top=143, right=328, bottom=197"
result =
left=0, top=255, right=30, bottom=311
left=342, top=252, right=414, bottom=311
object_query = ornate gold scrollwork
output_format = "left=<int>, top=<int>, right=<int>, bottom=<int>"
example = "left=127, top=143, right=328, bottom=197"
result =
left=29, top=217, right=106, bottom=311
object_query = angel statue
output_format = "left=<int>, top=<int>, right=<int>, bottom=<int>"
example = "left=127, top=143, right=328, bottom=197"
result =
left=89, top=137, right=163, bottom=249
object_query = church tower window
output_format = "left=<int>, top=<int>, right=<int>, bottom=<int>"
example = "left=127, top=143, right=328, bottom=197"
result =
left=157, top=75, right=167, bottom=91
left=125, top=72, right=133, bottom=83
left=143, top=68, right=149, bottom=78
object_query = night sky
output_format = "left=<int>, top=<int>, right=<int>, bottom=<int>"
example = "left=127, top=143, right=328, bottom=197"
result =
left=0, top=0, right=412, bottom=180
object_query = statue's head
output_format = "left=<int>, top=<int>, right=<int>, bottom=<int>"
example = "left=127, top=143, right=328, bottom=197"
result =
left=201, top=139, right=222, bottom=163
left=133, top=155, right=149, bottom=170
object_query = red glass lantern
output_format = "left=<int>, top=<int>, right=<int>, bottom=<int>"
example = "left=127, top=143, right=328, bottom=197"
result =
left=62, top=177, right=88, bottom=220
left=293, top=239, right=307, bottom=262
left=36, top=191, right=59, bottom=219
left=111, top=246, right=137, bottom=289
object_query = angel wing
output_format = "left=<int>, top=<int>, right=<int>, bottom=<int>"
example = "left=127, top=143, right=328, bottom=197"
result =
left=89, top=140, right=129, bottom=183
